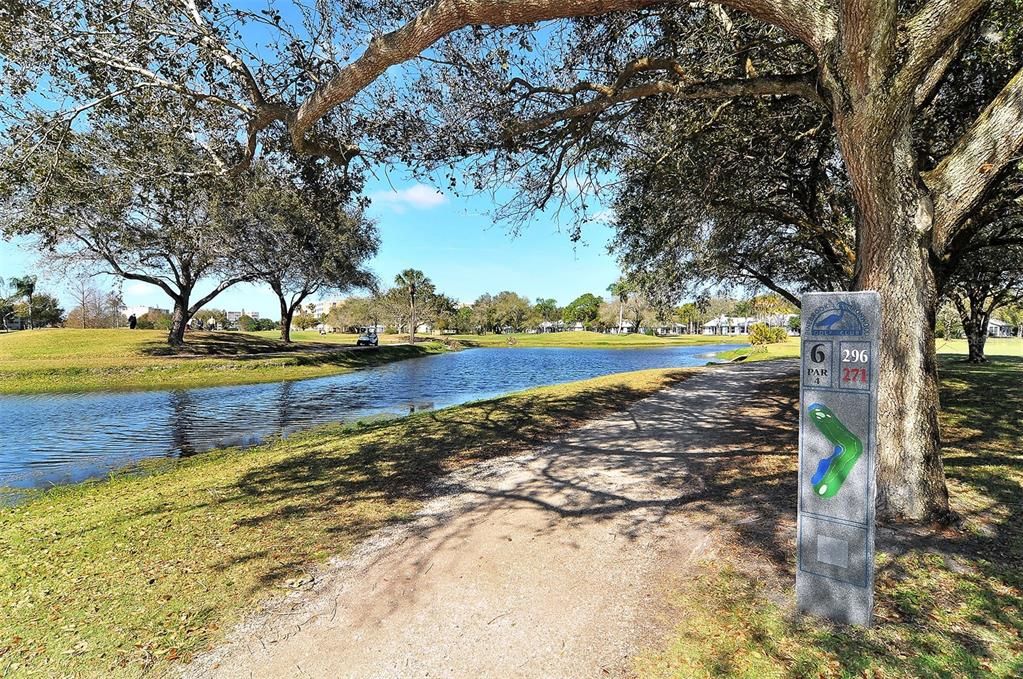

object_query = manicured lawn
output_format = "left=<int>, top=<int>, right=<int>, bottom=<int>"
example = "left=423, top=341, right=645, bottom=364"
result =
left=450, top=330, right=731, bottom=348
left=714, top=335, right=1023, bottom=362
left=716, top=337, right=801, bottom=362
left=936, top=336, right=1023, bottom=358
left=636, top=356, right=1023, bottom=678
left=0, top=329, right=444, bottom=394
left=0, top=368, right=693, bottom=677
left=250, top=330, right=410, bottom=345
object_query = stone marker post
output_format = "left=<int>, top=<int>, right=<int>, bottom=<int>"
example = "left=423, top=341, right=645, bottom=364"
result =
left=797, top=291, right=879, bottom=626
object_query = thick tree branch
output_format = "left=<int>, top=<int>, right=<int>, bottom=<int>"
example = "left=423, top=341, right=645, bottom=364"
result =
left=899, top=0, right=989, bottom=99
left=913, top=27, right=973, bottom=109
left=927, top=66, right=1023, bottom=255
left=739, top=264, right=802, bottom=308
left=287, top=0, right=835, bottom=158
left=187, top=274, right=254, bottom=316
left=507, top=72, right=824, bottom=137
left=838, top=0, right=897, bottom=100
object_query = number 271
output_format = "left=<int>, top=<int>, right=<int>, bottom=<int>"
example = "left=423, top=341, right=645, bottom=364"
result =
left=843, top=367, right=867, bottom=383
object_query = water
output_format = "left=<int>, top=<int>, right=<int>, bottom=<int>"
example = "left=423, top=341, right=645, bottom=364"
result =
left=0, top=344, right=742, bottom=490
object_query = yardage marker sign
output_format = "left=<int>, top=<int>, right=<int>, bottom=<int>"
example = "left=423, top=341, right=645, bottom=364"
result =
left=797, top=291, right=879, bottom=626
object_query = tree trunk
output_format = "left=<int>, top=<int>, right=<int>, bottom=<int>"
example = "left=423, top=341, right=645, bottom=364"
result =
left=409, top=302, right=417, bottom=344
left=837, top=108, right=952, bottom=523
left=168, top=297, right=189, bottom=346
left=279, top=297, right=294, bottom=343
left=965, top=328, right=988, bottom=363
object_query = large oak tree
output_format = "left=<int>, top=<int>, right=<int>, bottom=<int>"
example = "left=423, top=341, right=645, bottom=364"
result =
left=5, top=0, right=1023, bottom=521
left=230, top=162, right=379, bottom=342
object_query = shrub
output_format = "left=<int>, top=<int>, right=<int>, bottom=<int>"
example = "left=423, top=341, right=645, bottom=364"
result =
left=749, top=323, right=787, bottom=346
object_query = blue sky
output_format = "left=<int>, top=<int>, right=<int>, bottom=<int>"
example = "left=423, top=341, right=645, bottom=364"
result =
left=0, top=171, right=622, bottom=318
left=0, top=7, right=625, bottom=318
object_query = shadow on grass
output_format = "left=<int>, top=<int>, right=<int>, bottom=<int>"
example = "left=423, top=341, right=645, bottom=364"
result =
left=139, top=331, right=350, bottom=356
left=222, top=376, right=689, bottom=587
left=639, top=356, right=1022, bottom=677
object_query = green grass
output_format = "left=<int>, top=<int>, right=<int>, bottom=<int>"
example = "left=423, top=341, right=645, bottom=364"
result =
left=714, top=336, right=1023, bottom=363
left=249, top=330, right=409, bottom=345
left=636, top=356, right=1023, bottom=678
left=450, top=330, right=733, bottom=348
left=0, top=329, right=445, bottom=394
left=715, top=337, right=801, bottom=362
left=935, top=337, right=1023, bottom=357
left=0, top=367, right=693, bottom=677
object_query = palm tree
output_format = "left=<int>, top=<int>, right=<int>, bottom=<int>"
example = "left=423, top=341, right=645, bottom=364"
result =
left=607, top=279, right=632, bottom=334
left=394, top=269, right=433, bottom=343
left=10, top=275, right=37, bottom=329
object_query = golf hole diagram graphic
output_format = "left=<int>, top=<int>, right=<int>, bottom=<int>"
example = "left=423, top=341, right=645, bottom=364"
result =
left=807, top=403, right=864, bottom=499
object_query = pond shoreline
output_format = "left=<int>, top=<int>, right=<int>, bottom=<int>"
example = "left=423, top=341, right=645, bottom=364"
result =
left=0, top=368, right=696, bottom=676
left=0, top=344, right=744, bottom=493
left=0, top=341, right=447, bottom=395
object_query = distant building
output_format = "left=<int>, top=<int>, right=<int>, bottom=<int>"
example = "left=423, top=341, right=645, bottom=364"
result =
left=226, top=310, right=260, bottom=323
left=988, top=318, right=1016, bottom=338
left=314, top=299, right=346, bottom=317
left=654, top=322, right=686, bottom=336
left=702, top=314, right=798, bottom=335
left=123, top=305, right=169, bottom=319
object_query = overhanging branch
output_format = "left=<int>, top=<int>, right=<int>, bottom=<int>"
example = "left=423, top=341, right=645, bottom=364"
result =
left=927, top=66, right=1023, bottom=254
left=287, top=0, right=835, bottom=160
left=506, top=72, right=824, bottom=138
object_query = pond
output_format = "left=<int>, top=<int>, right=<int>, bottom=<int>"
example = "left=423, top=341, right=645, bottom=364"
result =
left=0, top=344, right=743, bottom=491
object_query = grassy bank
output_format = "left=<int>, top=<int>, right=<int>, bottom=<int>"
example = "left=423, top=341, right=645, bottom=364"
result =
left=0, top=367, right=692, bottom=676
left=636, top=356, right=1023, bottom=678
left=716, top=337, right=801, bottom=362
left=714, top=336, right=1023, bottom=362
left=450, top=330, right=733, bottom=348
left=0, top=329, right=444, bottom=394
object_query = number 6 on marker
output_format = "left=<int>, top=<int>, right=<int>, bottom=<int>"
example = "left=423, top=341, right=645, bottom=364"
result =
left=811, top=344, right=825, bottom=363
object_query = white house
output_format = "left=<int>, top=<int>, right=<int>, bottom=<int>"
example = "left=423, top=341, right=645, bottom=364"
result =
left=703, top=316, right=755, bottom=335
left=654, top=322, right=686, bottom=336
left=568, top=321, right=586, bottom=332
left=537, top=320, right=565, bottom=333
left=988, top=318, right=1016, bottom=338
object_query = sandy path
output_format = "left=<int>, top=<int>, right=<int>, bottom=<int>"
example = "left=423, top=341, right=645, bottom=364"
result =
left=185, top=360, right=798, bottom=679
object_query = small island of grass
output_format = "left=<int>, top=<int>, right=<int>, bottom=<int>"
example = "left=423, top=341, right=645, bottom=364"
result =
left=0, top=329, right=444, bottom=395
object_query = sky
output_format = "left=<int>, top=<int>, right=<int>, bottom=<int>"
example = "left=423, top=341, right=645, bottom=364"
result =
left=0, top=171, right=623, bottom=318
left=0, top=5, right=626, bottom=318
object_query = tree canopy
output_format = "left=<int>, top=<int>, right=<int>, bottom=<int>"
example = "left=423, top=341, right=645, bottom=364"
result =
left=5, top=0, right=1023, bottom=520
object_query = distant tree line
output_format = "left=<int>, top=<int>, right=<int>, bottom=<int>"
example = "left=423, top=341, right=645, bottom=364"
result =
left=321, top=272, right=806, bottom=340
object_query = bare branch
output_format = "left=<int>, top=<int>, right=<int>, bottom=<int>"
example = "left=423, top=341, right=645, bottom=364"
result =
left=913, top=27, right=973, bottom=109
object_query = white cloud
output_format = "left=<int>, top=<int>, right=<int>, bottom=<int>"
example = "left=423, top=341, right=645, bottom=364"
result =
left=125, top=281, right=156, bottom=296
left=370, top=183, right=447, bottom=213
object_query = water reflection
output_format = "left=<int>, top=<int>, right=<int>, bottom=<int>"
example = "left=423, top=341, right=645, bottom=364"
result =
left=0, top=344, right=742, bottom=490
left=169, top=390, right=197, bottom=458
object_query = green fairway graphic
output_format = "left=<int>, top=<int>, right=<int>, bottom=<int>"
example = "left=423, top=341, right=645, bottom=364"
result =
left=808, top=403, right=863, bottom=499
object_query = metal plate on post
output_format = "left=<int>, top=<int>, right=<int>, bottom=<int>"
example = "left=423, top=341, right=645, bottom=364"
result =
left=797, top=291, right=879, bottom=626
